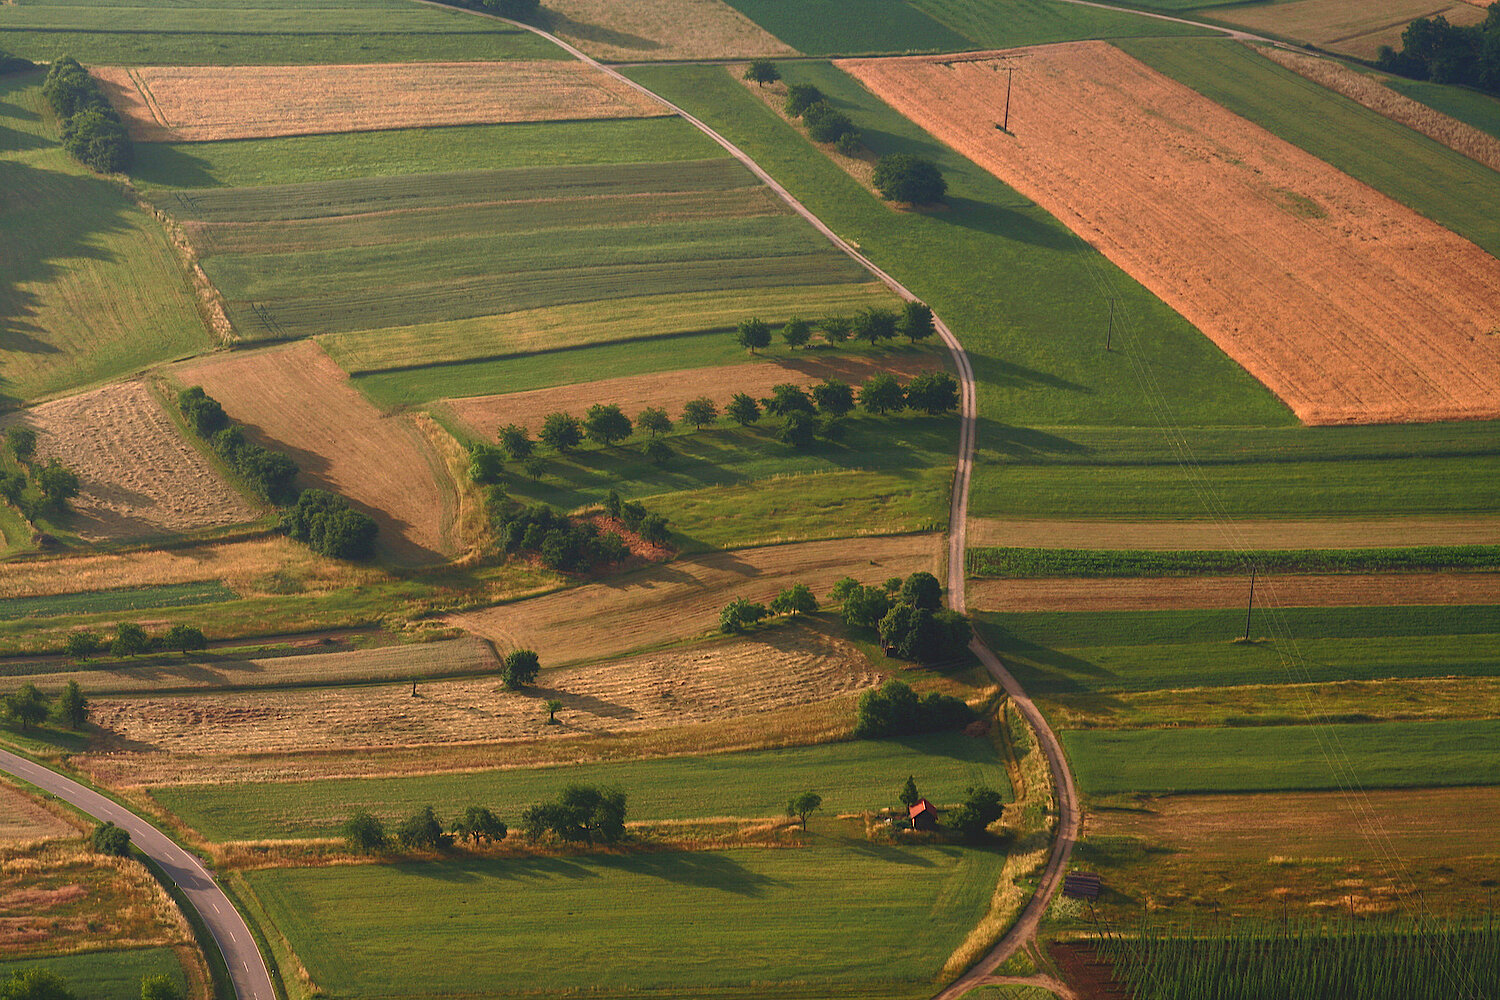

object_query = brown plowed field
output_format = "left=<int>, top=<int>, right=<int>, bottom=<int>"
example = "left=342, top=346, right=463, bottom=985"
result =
left=0, top=785, right=75, bottom=844
left=88, top=625, right=879, bottom=755
left=452, top=534, right=942, bottom=664
left=968, top=572, right=1500, bottom=612
left=542, top=0, right=797, bottom=61
left=92, top=61, right=669, bottom=142
left=173, top=342, right=455, bottom=563
left=14, top=381, right=255, bottom=541
left=841, top=42, right=1500, bottom=425
left=440, top=350, right=944, bottom=439
left=968, top=516, right=1500, bottom=551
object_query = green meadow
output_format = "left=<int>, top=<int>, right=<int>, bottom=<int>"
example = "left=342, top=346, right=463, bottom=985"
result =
left=0, top=949, right=187, bottom=1000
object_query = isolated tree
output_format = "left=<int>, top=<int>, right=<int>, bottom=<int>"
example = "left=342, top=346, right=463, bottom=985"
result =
left=854, top=307, right=898, bottom=347
left=5, top=427, right=36, bottom=463
left=544, top=698, right=563, bottom=724
left=35, top=460, right=79, bottom=511
left=540, top=412, right=583, bottom=453
left=499, top=423, right=534, bottom=461
left=523, top=455, right=547, bottom=481
left=782, top=316, right=811, bottom=350
left=901, top=571, right=943, bottom=611
left=719, top=597, right=768, bottom=634
left=899, top=301, right=936, bottom=343
left=769, top=583, right=818, bottom=617
left=899, top=776, right=921, bottom=810
left=163, top=624, right=207, bottom=655
left=786, top=791, right=822, bottom=830
left=4, top=684, right=48, bottom=731
left=905, top=371, right=960, bottom=416
left=91, top=820, right=130, bottom=857
left=784, top=83, right=824, bottom=116
left=736, top=317, right=772, bottom=354
left=726, top=392, right=761, bottom=426
left=342, top=811, right=387, bottom=853
left=682, top=397, right=718, bottom=430
left=643, top=438, right=672, bottom=467
left=743, top=59, right=780, bottom=86
left=503, top=648, right=542, bottom=689
left=55, top=680, right=88, bottom=730
left=637, top=407, right=672, bottom=437
left=810, top=379, right=855, bottom=417
left=944, top=786, right=1004, bottom=841
left=452, top=805, right=507, bottom=845
left=819, top=315, right=852, bottom=344
left=0, top=969, right=76, bottom=1000
left=396, top=805, right=446, bottom=850
left=140, top=974, right=182, bottom=1000
left=859, top=373, right=906, bottom=415
left=468, top=444, right=505, bottom=485
left=107, top=623, right=149, bottom=657
left=873, top=153, right=947, bottom=204
left=64, top=630, right=101, bottom=661
left=584, top=404, right=633, bottom=447
left=777, top=410, right=817, bottom=449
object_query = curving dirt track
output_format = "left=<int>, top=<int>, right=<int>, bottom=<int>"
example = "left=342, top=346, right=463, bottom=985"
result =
left=16, top=380, right=255, bottom=541
left=440, top=350, right=943, bottom=438
left=841, top=42, right=1500, bottom=425
left=173, top=342, right=456, bottom=564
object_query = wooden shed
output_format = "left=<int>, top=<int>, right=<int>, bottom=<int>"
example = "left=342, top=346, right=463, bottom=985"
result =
left=908, top=798, right=938, bottom=831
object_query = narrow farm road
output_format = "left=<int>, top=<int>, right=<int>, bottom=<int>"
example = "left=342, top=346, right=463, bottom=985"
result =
left=434, top=4, right=1084, bottom=988
left=0, top=749, right=274, bottom=1000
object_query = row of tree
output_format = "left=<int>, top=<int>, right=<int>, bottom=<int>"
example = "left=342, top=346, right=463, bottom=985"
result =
left=736, top=302, right=937, bottom=352
left=178, top=387, right=379, bottom=560
left=2, top=680, right=88, bottom=731
left=67, top=622, right=207, bottom=660
left=341, top=785, right=627, bottom=855
left=1377, top=8, right=1500, bottom=92
left=41, top=56, right=132, bottom=173
left=720, top=582, right=818, bottom=633
left=2, top=427, right=81, bottom=521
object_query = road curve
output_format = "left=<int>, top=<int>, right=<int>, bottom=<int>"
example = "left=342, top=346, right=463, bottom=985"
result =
left=458, top=9, right=1084, bottom=988
left=0, top=749, right=274, bottom=1000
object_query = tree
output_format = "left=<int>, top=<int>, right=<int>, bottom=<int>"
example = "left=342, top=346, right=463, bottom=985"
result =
left=841, top=585, right=890, bottom=630
left=726, top=392, right=760, bottom=426
left=784, top=83, right=824, bottom=116
left=777, top=410, right=817, bottom=449
left=860, top=373, right=906, bottom=415
left=396, top=805, right=447, bottom=850
left=786, top=791, right=822, bottom=830
left=91, top=820, right=130, bottom=857
left=719, top=597, right=768, bottom=634
left=802, top=101, right=856, bottom=143
left=944, top=786, right=1005, bottom=841
left=637, top=512, right=669, bottom=544
left=829, top=576, right=860, bottom=603
left=4, top=684, right=48, bottom=731
left=523, top=455, right=547, bottom=481
left=736, top=316, right=772, bottom=354
left=521, top=784, right=627, bottom=845
left=503, top=648, right=541, bottom=689
left=540, top=412, right=583, bottom=452
left=5, top=427, right=36, bottom=463
left=820, top=315, right=852, bottom=344
left=140, top=975, right=182, bottom=1000
left=899, top=300, right=936, bottom=343
left=905, top=371, right=959, bottom=416
left=899, top=776, right=921, bottom=810
left=452, top=805, right=507, bottom=845
left=55, top=681, right=87, bottom=730
left=743, top=59, right=780, bottom=86
left=764, top=383, right=814, bottom=417
left=282, top=491, right=378, bottom=560
left=872, top=153, right=947, bottom=204
left=499, top=424, right=534, bottom=461
left=643, top=438, right=672, bottom=467
left=35, top=460, right=79, bottom=511
left=854, top=679, right=974, bottom=738
left=854, top=307, right=898, bottom=347
left=769, top=583, right=818, bottom=616
left=900, top=571, right=943, bottom=611
left=478, top=0, right=540, bottom=17
left=782, top=316, right=811, bottom=350
left=681, top=397, right=718, bottom=430
left=883, top=576, right=903, bottom=594
left=0, top=968, right=76, bottom=1000
left=468, top=444, right=505, bottom=485
left=604, top=490, right=623, bottom=519
left=584, top=404, right=633, bottom=447
left=110, top=623, right=151, bottom=657
left=64, top=631, right=100, bottom=661
left=834, top=131, right=863, bottom=157
left=163, top=624, right=207, bottom=655
left=810, top=379, right=855, bottom=417
left=637, top=407, right=672, bottom=437
left=544, top=699, right=563, bottom=724
left=342, top=811, right=387, bottom=853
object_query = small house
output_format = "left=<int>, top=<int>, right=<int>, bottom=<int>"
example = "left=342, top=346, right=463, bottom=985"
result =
left=908, top=798, right=938, bottom=831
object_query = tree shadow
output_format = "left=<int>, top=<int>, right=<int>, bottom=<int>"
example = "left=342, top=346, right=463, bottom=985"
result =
left=589, top=850, right=784, bottom=897
left=972, top=417, right=1091, bottom=460
left=537, top=10, right=662, bottom=53
left=129, top=143, right=219, bottom=189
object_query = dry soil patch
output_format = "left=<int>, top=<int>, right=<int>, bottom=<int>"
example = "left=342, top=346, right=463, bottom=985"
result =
left=440, top=350, right=943, bottom=439
left=841, top=42, right=1500, bottom=425
left=12, top=380, right=255, bottom=541
left=968, top=516, right=1500, bottom=551
left=174, top=342, right=456, bottom=563
left=93, top=61, right=669, bottom=142
left=542, top=0, right=796, bottom=61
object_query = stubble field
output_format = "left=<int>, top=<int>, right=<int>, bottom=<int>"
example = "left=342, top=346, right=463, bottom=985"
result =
left=0, top=784, right=75, bottom=844
left=1203, top=0, right=1488, bottom=59
left=541, top=0, right=797, bottom=61
left=840, top=42, right=1500, bottom=425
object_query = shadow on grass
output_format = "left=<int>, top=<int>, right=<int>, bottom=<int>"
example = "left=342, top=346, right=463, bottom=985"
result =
left=397, top=849, right=784, bottom=897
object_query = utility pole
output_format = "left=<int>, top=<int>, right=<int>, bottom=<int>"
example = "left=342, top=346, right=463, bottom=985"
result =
left=1244, top=566, right=1256, bottom=641
left=1105, top=298, right=1116, bottom=351
left=1003, top=65, right=1013, bottom=133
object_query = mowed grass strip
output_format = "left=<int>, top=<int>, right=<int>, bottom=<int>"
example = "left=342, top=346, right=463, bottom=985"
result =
left=722, top=0, right=974, bottom=54
left=0, top=580, right=235, bottom=621
left=245, top=843, right=1000, bottom=999
left=153, top=732, right=1006, bottom=841
left=966, top=546, right=1500, bottom=578
left=1064, top=719, right=1500, bottom=794
left=914, top=0, right=1213, bottom=47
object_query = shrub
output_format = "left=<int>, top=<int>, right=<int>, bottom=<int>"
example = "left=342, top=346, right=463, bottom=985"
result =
left=802, top=100, right=856, bottom=143
left=342, top=811, right=387, bottom=853
left=5, top=427, right=36, bottom=463
left=396, top=805, right=447, bottom=850
left=468, top=444, right=506, bottom=485
left=944, top=786, right=1005, bottom=840
left=110, top=623, right=151, bottom=657
left=91, top=821, right=131, bottom=856
left=719, top=597, right=768, bottom=634
left=834, top=131, right=863, bottom=157
left=503, top=649, right=541, bottom=689
left=784, top=83, right=824, bottom=116
left=282, top=490, right=378, bottom=560
left=140, top=975, right=182, bottom=1000
left=873, top=153, right=947, bottom=204
left=177, top=387, right=228, bottom=437
left=0, top=969, right=77, bottom=1000
left=637, top=512, right=669, bottom=544
left=853, top=679, right=974, bottom=739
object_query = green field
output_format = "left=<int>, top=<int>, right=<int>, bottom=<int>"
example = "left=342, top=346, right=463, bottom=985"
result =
left=246, top=842, right=1002, bottom=999
left=1065, top=719, right=1500, bottom=794
left=0, top=0, right=562, bottom=64
left=1383, top=75, right=1500, bottom=141
left=0, top=948, right=186, bottom=1000
left=0, top=74, right=212, bottom=403
left=154, top=733, right=1008, bottom=841
left=966, top=546, right=1500, bottom=578
left=0, top=580, right=235, bottom=620
left=914, top=0, right=1213, bottom=47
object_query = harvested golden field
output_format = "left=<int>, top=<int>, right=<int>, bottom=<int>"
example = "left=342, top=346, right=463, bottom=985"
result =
left=0, top=784, right=75, bottom=844
left=1208, top=0, right=1486, bottom=59
left=13, top=380, right=255, bottom=541
left=87, top=626, right=879, bottom=755
left=841, top=42, right=1500, bottom=425
left=1260, top=46, right=1500, bottom=173
left=453, top=534, right=941, bottom=664
left=440, top=350, right=943, bottom=438
left=543, top=0, right=796, bottom=61
left=92, top=61, right=669, bottom=142
left=174, top=342, right=457, bottom=563
left=967, top=515, right=1500, bottom=551
left=968, top=572, right=1500, bottom=612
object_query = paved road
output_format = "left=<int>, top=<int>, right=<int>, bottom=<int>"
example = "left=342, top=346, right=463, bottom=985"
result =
left=0, top=749, right=274, bottom=1000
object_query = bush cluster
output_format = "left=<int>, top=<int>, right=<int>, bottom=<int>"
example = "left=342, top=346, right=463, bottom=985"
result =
left=283, top=489, right=379, bottom=560
left=873, top=153, right=947, bottom=205
left=835, top=571, right=972, bottom=665
left=782, top=83, right=862, bottom=151
left=490, top=497, right=632, bottom=571
left=853, top=678, right=974, bottom=739
left=1377, top=9, right=1500, bottom=91
left=1, top=426, right=82, bottom=521
left=521, top=784, right=627, bottom=846
left=720, top=582, right=818, bottom=634
left=342, top=803, right=508, bottom=855
left=42, top=56, right=132, bottom=173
